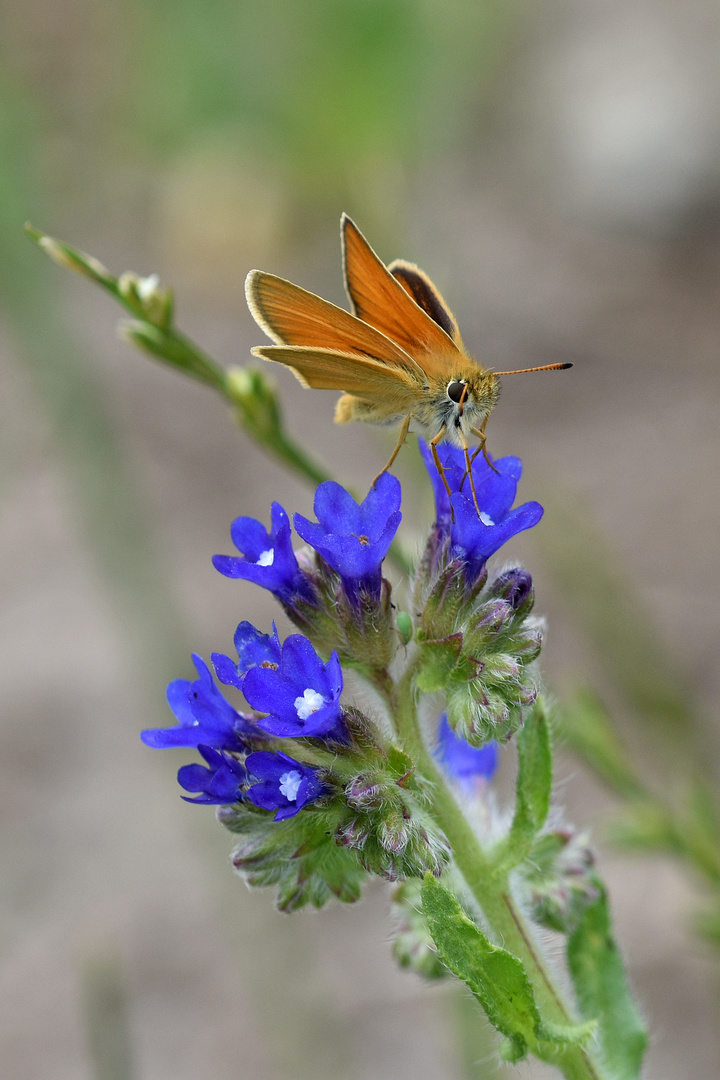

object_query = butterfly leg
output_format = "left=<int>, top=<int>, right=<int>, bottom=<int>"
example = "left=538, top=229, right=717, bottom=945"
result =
left=372, top=414, right=411, bottom=488
left=470, top=420, right=499, bottom=475
left=458, top=428, right=482, bottom=516
left=429, top=426, right=456, bottom=521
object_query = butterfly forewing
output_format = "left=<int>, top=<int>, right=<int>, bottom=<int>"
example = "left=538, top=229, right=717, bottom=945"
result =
left=341, top=215, right=462, bottom=378
left=246, top=270, right=423, bottom=378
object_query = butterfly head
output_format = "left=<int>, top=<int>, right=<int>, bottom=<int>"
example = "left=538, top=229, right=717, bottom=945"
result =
left=421, top=367, right=499, bottom=444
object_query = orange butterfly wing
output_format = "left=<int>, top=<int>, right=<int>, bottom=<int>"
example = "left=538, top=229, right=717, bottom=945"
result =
left=245, top=270, right=425, bottom=380
left=341, top=215, right=464, bottom=377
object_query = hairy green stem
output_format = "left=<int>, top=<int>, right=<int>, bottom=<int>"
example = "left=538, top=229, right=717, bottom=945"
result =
left=391, top=663, right=606, bottom=1080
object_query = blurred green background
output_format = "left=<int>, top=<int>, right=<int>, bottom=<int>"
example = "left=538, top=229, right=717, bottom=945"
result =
left=2, top=1, right=720, bottom=1078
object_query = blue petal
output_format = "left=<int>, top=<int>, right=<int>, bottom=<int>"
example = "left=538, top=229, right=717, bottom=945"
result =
left=280, top=635, right=326, bottom=691
left=229, top=516, right=271, bottom=559
left=435, top=715, right=499, bottom=784
left=360, top=473, right=402, bottom=530
left=312, top=481, right=362, bottom=533
left=293, top=515, right=327, bottom=553
left=211, top=651, right=244, bottom=689
left=233, top=621, right=282, bottom=672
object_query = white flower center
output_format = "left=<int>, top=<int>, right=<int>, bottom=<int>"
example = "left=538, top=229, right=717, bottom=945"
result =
left=479, top=512, right=495, bottom=527
left=294, top=688, right=325, bottom=719
left=256, top=548, right=275, bottom=566
left=278, top=770, right=302, bottom=802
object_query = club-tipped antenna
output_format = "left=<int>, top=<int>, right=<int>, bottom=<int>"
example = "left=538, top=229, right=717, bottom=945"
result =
left=495, top=362, right=573, bottom=375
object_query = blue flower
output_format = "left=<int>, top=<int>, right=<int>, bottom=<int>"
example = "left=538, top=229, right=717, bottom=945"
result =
left=212, top=621, right=282, bottom=690
left=177, top=744, right=247, bottom=805
left=294, top=476, right=401, bottom=602
left=246, top=751, right=327, bottom=820
left=212, top=502, right=314, bottom=604
left=141, top=654, right=257, bottom=751
left=419, top=441, right=543, bottom=582
left=434, top=714, right=498, bottom=792
left=242, top=634, right=346, bottom=741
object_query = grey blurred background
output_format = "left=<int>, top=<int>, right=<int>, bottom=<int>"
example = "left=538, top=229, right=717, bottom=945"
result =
left=2, top=1, right=720, bottom=1077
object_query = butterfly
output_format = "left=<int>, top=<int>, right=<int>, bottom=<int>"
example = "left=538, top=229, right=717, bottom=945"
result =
left=246, top=214, right=570, bottom=512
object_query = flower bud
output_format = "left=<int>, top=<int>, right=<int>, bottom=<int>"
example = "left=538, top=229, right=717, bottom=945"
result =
left=510, top=624, right=544, bottom=662
left=521, top=830, right=600, bottom=934
left=335, top=816, right=371, bottom=850
left=467, top=599, right=512, bottom=643
left=118, top=271, right=174, bottom=328
left=487, top=568, right=534, bottom=615
left=379, top=806, right=413, bottom=855
left=225, top=365, right=285, bottom=447
left=33, top=230, right=114, bottom=285
left=345, top=770, right=389, bottom=810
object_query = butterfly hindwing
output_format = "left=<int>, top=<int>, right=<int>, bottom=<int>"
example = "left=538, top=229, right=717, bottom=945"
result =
left=388, top=260, right=463, bottom=346
left=251, top=345, right=422, bottom=415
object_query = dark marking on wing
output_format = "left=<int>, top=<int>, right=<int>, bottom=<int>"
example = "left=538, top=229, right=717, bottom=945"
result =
left=391, top=264, right=457, bottom=340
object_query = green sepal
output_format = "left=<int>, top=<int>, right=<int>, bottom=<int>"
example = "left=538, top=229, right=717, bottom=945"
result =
left=567, top=884, right=648, bottom=1080
left=287, top=553, right=397, bottom=671
left=494, top=698, right=552, bottom=872
left=218, top=803, right=369, bottom=912
left=385, top=744, right=418, bottom=788
left=418, top=562, right=470, bottom=639
left=415, top=634, right=465, bottom=692
left=26, top=224, right=224, bottom=388
left=421, top=875, right=541, bottom=1059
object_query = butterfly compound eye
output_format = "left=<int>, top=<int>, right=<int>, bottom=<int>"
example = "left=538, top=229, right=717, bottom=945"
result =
left=447, top=380, right=467, bottom=404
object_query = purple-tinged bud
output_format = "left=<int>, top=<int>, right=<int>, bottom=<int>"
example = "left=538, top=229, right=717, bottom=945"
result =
left=468, top=599, right=512, bottom=641
left=512, top=624, right=544, bottom=662
left=379, top=807, right=413, bottom=855
left=489, top=568, right=534, bottom=614
left=517, top=683, right=539, bottom=708
left=483, top=653, right=521, bottom=683
left=345, top=771, right=388, bottom=810
left=521, top=830, right=600, bottom=934
left=335, top=816, right=371, bottom=850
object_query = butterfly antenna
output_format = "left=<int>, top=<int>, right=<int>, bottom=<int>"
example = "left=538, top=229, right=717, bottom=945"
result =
left=495, top=362, right=573, bottom=375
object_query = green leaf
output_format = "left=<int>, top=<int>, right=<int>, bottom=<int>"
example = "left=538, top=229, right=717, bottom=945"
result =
left=421, top=875, right=541, bottom=1059
left=495, top=698, right=552, bottom=871
left=567, top=885, right=647, bottom=1080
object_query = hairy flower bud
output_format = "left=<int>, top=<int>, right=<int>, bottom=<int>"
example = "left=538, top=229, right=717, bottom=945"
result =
left=487, top=567, right=535, bottom=615
left=521, top=830, right=600, bottom=934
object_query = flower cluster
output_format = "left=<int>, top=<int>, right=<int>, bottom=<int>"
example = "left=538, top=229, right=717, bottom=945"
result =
left=418, top=440, right=543, bottom=587
left=143, top=444, right=544, bottom=907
